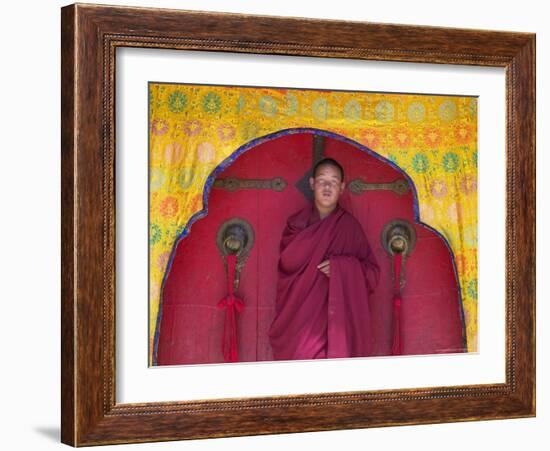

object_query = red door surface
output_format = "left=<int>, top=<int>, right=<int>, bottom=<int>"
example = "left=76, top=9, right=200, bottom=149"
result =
left=154, top=131, right=466, bottom=365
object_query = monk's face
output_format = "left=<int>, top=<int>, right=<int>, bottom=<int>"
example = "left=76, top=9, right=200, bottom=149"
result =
left=309, top=164, right=345, bottom=210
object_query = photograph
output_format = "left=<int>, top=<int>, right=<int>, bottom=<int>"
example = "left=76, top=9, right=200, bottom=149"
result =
left=1, top=0, right=546, bottom=448
left=149, top=83, right=477, bottom=366
left=54, top=1, right=537, bottom=447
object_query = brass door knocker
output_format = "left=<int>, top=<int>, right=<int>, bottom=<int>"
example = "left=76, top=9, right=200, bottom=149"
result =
left=381, top=219, right=417, bottom=355
left=215, top=218, right=255, bottom=362
left=381, top=219, right=417, bottom=289
left=216, top=218, right=255, bottom=291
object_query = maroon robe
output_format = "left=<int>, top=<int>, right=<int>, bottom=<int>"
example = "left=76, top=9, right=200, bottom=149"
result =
left=268, top=203, right=380, bottom=360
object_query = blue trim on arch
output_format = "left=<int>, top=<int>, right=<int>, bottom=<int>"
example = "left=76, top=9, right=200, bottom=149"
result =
left=152, top=127, right=468, bottom=364
left=412, top=221, right=469, bottom=351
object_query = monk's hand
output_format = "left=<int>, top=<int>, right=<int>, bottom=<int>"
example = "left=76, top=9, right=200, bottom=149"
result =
left=317, top=259, right=330, bottom=277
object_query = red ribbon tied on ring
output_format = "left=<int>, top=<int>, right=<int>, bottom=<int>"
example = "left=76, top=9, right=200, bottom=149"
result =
left=217, top=253, right=244, bottom=363
left=391, top=252, right=403, bottom=356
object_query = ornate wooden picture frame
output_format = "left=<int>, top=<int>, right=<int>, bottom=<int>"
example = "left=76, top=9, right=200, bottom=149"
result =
left=61, top=3, right=535, bottom=446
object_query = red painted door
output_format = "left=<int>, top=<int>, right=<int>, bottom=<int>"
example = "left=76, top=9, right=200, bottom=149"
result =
left=154, top=131, right=465, bottom=365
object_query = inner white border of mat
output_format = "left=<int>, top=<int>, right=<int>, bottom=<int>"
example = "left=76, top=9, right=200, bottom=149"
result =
left=116, top=48, right=505, bottom=403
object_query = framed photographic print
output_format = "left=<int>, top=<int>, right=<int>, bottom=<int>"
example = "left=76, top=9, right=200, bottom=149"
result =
left=61, top=3, right=535, bottom=446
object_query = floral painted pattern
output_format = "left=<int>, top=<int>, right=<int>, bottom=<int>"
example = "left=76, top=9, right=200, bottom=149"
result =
left=149, top=224, right=161, bottom=245
left=151, top=119, right=168, bottom=136
left=344, top=99, right=361, bottom=121
left=148, top=82, right=479, bottom=362
left=442, top=152, right=460, bottom=173
left=312, top=98, right=329, bottom=121
left=375, top=100, right=394, bottom=122
left=407, top=102, right=426, bottom=123
left=167, top=91, right=187, bottom=113
left=202, top=92, right=221, bottom=113
left=412, top=153, right=429, bottom=173
left=466, top=279, right=478, bottom=300
left=259, top=96, right=278, bottom=117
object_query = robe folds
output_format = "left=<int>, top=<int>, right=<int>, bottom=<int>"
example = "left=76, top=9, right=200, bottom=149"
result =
left=268, top=203, right=380, bottom=361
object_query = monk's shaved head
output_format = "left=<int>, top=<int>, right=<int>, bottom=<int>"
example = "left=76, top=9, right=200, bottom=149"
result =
left=313, top=158, right=344, bottom=181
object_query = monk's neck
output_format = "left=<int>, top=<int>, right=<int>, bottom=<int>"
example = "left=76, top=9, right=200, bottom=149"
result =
left=315, top=203, right=337, bottom=220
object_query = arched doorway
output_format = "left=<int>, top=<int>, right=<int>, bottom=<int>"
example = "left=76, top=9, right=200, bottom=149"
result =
left=154, top=129, right=466, bottom=365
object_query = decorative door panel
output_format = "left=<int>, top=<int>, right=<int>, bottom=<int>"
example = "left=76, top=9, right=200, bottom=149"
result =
left=154, top=131, right=465, bottom=365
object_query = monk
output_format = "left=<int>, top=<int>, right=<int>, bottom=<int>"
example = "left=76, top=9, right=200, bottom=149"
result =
left=268, top=158, right=380, bottom=361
